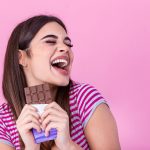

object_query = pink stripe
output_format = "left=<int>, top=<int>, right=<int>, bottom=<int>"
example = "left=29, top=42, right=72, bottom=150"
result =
left=2, top=122, right=14, bottom=127
left=81, top=140, right=88, bottom=148
left=71, top=128, right=83, bottom=137
left=70, top=107, right=77, bottom=113
left=82, top=98, right=103, bottom=124
left=0, top=136, right=11, bottom=142
left=80, top=93, right=102, bottom=118
left=11, top=131, right=19, bottom=137
left=77, top=86, right=91, bottom=107
left=70, top=113, right=80, bottom=119
left=76, top=84, right=89, bottom=102
left=4, top=124, right=14, bottom=128
left=70, top=84, right=80, bottom=89
left=71, top=118, right=80, bottom=124
left=77, top=85, right=92, bottom=106
left=0, top=129, right=9, bottom=135
left=71, top=123, right=81, bottom=130
left=72, top=132, right=84, bottom=141
left=2, top=119, right=14, bottom=124
left=69, top=95, right=77, bottom=101
left=85, top=96, right=103, bottom=113
left=78, top=88, right=95, bottom=116
left=76, top=136, right=86, bottom=144
left=70, top=88, right=79, bottom=94
left=70, top=101, right=77, bottom=107
left=13, top=138, right=19, bottom=144
left=77, top=138, right=86, bottom=146
left=11, top=135, right=19, bottom=142
left=70, top=85, right=80, bottom=91
left=1, top=114, right=13, bottom=118
left=0, top=112, right=12, bottom=115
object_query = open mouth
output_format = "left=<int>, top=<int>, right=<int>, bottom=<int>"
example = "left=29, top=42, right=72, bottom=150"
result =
left=51, top=58, right=70, bottom=75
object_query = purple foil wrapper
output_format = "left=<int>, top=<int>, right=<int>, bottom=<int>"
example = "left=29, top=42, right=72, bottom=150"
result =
left=32, top=128, right=57, bottom=144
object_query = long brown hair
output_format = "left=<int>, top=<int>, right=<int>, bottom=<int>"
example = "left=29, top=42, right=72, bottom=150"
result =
left=2, top=15, right=72, bottom=149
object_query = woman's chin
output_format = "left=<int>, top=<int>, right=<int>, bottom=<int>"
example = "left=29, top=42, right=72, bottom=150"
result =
left=57, top=80, right=70, bottom=86
left=45, top=78, right=70, bottom=87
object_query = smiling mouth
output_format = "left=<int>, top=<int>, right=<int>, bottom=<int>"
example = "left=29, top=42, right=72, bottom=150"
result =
left=50, top=57, right=70, bottom=75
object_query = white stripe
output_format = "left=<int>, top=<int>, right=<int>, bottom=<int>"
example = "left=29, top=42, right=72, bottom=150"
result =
left=70, top=104, right=77, bottom=110
left=70, top=110, right=78, bottom=115
left=3, top=117, right=12, bottom=121
left=83, top=100, right=106, bottom=128
left=71, top=130, right=83, bottom=139
left=84, top=97, right=104, bottom=117
left=70, top=99, right=76, bottom=104
left=0, top=139, right=14, bottom=147
left=82, top=143, right=89, bottom=150
left=72, top=134, right=85, bottom=143
left=4, top=121, right=15, bottom=126
left=71, top=127, right=82, bottom=135
left=71, top=116, right=80, bottom=122
left=77, top=86, right=97, bottom=118
left=79, top=139, right=87, bottom=148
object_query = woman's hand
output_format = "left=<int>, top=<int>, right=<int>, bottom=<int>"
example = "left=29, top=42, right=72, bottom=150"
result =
left=41, top=102, right=72, bottom=150
left=16, top=104, right=41, bottom=150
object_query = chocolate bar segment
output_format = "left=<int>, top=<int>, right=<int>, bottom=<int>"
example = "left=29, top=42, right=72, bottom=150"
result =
left=24, top=83, right=53, bottom=104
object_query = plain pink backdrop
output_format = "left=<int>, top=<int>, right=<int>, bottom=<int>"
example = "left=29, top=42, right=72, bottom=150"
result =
left=0, top=0, right=150, bottom=149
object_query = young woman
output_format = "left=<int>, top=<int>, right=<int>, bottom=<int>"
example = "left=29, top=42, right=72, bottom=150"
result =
left=0, top=15, right=121, bottom=150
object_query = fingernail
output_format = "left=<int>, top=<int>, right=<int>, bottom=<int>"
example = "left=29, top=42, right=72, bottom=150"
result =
left=41, top=125, right=44, bottom=131
left=45, top=133, right=48, bottom=137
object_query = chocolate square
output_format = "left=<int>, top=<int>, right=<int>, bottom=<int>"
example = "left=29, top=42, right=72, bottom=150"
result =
left=24, top=83, right=53, bottom=104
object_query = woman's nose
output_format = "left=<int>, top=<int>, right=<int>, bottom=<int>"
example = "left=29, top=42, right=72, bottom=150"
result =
left=56, top=44, right=69, bottom=53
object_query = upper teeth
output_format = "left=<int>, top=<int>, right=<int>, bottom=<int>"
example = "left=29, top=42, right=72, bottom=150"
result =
left=51, top=59, right=68, bottom=67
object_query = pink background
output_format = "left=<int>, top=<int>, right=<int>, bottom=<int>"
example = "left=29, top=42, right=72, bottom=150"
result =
left=0, top=0, right=150, bottom=149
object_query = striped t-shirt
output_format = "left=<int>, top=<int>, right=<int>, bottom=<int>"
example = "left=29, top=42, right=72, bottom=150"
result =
left=0, top=81, right=108, bottom=150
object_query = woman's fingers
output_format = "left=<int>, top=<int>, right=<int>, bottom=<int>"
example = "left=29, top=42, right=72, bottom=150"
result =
left=44, top=102, right=65, bottom=113
left=20, top=114, right=41, bottom=126
left=22, top=122, right=41, bottom=133
left=41, top=107, right=65, bottom=122
left=20, top=104, right=38, bottom=115
left=17, top=106, right=40, bottom=124
left=44, top=122, right=58, bottom=137
left=42, top=114, right=66, bottom=129
left=22, top=109, right=40, bottom=120
left=16, top=104, right=41, bottom=132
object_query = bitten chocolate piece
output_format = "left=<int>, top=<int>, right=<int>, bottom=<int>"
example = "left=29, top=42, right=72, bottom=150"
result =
left=24, top=83, right=53, bottom=104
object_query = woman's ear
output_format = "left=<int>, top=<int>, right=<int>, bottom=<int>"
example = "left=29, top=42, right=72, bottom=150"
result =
left=18, top=50, right=28, bottom=67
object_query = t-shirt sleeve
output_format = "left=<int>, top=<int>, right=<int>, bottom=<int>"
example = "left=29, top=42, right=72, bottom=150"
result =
left=76, top=84, right=109, bottom=129
left=0, top=117, right=14, bottom=147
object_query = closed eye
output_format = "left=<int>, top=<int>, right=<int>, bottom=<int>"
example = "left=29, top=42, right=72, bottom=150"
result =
left=45, top=40, right=73, bottom=48
left=66, top=43, right=73, bottom=47
left=45, top=40, right=56, bottom=44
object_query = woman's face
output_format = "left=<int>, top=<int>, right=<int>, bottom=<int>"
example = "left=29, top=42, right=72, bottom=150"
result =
left=23, top=22, right=74, bottom=87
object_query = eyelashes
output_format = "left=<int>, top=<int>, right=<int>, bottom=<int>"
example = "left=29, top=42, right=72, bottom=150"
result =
left=45, top=40, right=73, bottom=48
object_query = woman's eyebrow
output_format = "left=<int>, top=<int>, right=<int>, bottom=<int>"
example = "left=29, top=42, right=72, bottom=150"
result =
left=41, top=34, right=57, bottom=40
left=64, top=37, right=71, bottom=42
left=41, top=34, right=71, bottom=42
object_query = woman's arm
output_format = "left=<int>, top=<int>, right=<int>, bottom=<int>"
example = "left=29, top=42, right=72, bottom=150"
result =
left=0, top=143, right=15, bottom=150
left=84, top=103, right=121, bottom=150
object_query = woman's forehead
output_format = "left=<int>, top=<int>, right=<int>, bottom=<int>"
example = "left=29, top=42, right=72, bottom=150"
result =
left=34, top=22, right=67, bottom=40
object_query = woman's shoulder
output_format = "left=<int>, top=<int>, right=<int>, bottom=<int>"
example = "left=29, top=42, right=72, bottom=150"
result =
left=70, top=80, right=102, bottom=96
left=70, top=80, right=107, bottom=104
left=0, top=103, right=13, bottom=121
left=0, top=103, right=11, bottom=114
left=70, top=80, right=108, bottom=128
left=70, top=80, right=94, bottom=91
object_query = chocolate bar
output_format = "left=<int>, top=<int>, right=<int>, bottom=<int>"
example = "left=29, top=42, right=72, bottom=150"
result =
left=24, top=83, right=53, bottom=104
left=24, top=83, right=57, bottom=144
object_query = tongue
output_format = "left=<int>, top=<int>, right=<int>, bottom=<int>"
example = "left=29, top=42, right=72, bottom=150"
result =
left=52, top=66, right=68, bottom=75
